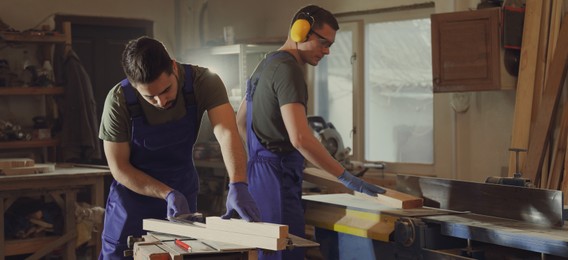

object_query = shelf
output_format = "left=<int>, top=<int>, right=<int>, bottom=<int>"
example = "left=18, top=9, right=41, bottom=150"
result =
left=0, top=31, right=67, bottom=43
left=0, top=139, right=59, bottom=150
left=5, top=237, right=58, bottom=256
left=0, top=86, right=64, bottom=96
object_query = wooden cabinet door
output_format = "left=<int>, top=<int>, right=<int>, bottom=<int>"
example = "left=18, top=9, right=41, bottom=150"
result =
left=431, top=8, right=501, bottom=92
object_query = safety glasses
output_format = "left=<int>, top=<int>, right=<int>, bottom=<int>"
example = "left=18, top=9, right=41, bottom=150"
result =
left=310, top=30, right=333, bottom=48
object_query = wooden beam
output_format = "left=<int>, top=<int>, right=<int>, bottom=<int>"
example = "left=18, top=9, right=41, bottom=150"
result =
left=353, top=189, right=423, bottom=209
left=303, top=167, right=423, bottom=209
left=508, top=0, right=545, bottom=178
left=546, top=100, right=568, bottom=189
left=535, top=0, right=553, bottom=187
left=562, top=139, right=568, bottom=202
left=205, top=216, right=288, bottom=239
left=143, top=219, right=287, bottom=251
left=523, top=15, right=568, bottom=183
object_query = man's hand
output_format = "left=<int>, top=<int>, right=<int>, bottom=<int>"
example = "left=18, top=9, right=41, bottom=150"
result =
left=221, top=182, right=261, bottom=222
left=337, top=170, right=386, bottom=196
left=165, top=190, right=191, bottom=220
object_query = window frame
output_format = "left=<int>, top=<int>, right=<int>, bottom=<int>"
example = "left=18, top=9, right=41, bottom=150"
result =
left=309, top=5, right=446, bottom=176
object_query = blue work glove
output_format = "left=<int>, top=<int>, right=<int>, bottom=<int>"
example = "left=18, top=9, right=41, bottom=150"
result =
left=337, top=170, right=387, bottom=196
left=221, top=182, right=261, bottom=222
left=165, top=189, right=191, bottom=220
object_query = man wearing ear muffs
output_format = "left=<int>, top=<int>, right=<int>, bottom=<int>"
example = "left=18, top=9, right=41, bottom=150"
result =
left=236, top=5, right=386, bottom=260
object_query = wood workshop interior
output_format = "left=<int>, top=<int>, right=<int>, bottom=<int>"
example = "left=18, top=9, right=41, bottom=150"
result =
left=0, top=0, right=567, bottom=259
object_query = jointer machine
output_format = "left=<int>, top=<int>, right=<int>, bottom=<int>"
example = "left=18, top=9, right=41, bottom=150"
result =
left=303, top=170, right=568, bottom=259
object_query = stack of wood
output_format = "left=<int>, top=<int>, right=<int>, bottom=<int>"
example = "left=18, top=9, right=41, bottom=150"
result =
left=143, top=217, right=289, bottom=251
left=0, top=158, right=54, bottom=175
left=508, top=0, right=568, bottom=199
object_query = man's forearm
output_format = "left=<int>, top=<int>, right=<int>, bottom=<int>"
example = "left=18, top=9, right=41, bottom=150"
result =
left=218, top=132, right=248, bottom=183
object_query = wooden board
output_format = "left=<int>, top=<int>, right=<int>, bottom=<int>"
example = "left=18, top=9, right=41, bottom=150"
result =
left=303, top=167, right=423, bottom=209
left=143, top=219, right=287, bottom=251
left=353, top=189, right=423, bottom=209
left=508, top=0, right=544, bottom=178
left=0, top=164, right=55, bottom=175
left=523, top=15, right=568, bottom=183
left=547, top=98, right=568, bottom=189
left=0, top=158, right=34, bottom=168
left=205, top=216, right=288, bottom=239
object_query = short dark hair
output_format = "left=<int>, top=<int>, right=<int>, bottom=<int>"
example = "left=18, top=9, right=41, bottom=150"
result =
left=291, top=5, right=339, bottom=31
left=121, top=36, right=173, bottom=85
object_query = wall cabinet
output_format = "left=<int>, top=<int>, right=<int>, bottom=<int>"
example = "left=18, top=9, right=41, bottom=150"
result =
left=431, top=7, right=516, bottom=92
left=0, top=22, right=70, bottom=162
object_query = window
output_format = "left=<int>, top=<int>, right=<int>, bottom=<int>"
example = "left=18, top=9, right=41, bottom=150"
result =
left=364, top=18, right=433, bottom=164
left=314, top=23, right=356, bottom=151
left=314, top=8, right=434, bottom=167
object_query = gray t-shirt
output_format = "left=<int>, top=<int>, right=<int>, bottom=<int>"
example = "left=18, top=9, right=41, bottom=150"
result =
left=99, top=63, right=229, bottom=142
left=251, top=51, right=307, bottom=152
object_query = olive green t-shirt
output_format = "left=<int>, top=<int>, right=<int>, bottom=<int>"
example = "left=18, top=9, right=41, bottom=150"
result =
left=251, top=51, right=307, bottom=152
left=99, top=63, right=229, bottom=142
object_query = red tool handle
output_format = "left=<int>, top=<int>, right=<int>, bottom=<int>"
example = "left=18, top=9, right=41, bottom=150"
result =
left=175, top=239, right=191, bottom=251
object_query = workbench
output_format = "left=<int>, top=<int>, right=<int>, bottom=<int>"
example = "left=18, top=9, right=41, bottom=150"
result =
left=0, top=165, right=111, bottom=259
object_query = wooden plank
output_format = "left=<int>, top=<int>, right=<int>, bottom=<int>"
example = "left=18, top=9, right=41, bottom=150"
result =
left=545, top=1, right=565, bottom=189
left=562, top=142, right=568, bottom=203
left=396, top=174, right=564, bottom=227
left=508, top=0, right=544, bottom=178
left=0, top=158, right=34, bottom=168
left=0, top=164, right=55, bottom=175
left=547, top=0, right=564, bottom=64
left=353, top=189, right=423, bottom=209
left=303, top=167, right=423, bottom=209
left=143, top=219, right=286, bottom=251
left=547, top=99, right=568, bottom=189
left=206, top=216, right=288, bottom=239
left=523, top=16, right=568, bottom=183
left=534, top=0, right=553, bottom=187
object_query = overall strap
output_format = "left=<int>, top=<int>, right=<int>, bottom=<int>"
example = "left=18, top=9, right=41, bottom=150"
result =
left=120, top=64, right=196, bottom=119
left=120, top=79, right=143, bottom=118
left=181, top=64, right=196, bottom=107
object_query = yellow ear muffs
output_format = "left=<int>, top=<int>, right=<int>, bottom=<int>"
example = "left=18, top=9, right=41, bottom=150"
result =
left=290, top=17, right=312, bottom=43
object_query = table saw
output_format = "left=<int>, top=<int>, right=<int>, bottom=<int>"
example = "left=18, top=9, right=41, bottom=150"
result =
left=130, top=232, right=258, bottom=260
left=304, top=174, right=568, bottom=259
left=133, top=216, right=319, bottom=260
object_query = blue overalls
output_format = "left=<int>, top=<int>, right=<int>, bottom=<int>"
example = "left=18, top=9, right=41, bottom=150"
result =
left=100, top=65, right=199, bottom=259
left=245, top=54, right=306, bottom=260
